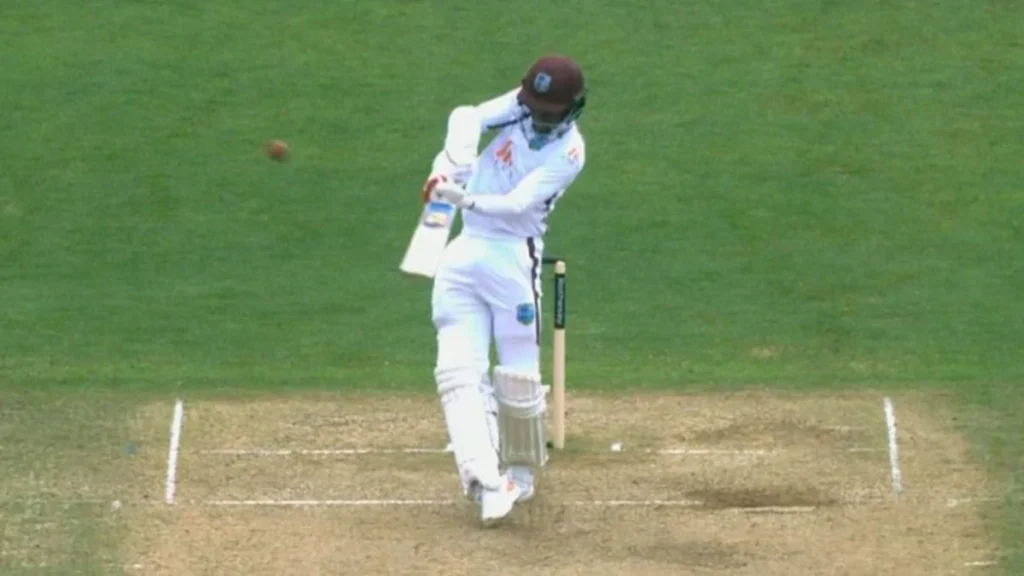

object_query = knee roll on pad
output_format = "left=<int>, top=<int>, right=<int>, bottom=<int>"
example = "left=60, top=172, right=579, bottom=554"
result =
left=493, top=366, right=548, bottom=468
left=492, top=367, right=546, bottom=412
left=435, top=366, right=480, bottom=397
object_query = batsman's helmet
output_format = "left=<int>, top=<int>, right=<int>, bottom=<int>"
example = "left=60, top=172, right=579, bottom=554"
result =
left=518, top=54, right=587, bottom=126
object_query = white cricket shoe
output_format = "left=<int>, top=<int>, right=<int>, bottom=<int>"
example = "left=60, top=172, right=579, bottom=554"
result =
left=506, top=465, right=535, bottom=502
left=468, top=471, right=534, bottom=503
left=480, top=475, right=521, bottom=526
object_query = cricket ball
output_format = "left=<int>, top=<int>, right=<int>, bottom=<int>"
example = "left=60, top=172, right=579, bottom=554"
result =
left=268, top=140, right=288, bottom=161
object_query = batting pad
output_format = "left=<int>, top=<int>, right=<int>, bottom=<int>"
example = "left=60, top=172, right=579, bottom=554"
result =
left=493, top=367, right=548, bottom=468
left=436, top=366, right=502, bottom=489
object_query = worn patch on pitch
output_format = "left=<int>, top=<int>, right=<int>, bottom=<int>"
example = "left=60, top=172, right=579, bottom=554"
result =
left=120, top=390, right=1003, bottom=575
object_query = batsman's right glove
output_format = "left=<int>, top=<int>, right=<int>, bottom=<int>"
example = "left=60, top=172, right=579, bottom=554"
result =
left=421, top=174, right=450, bottom=203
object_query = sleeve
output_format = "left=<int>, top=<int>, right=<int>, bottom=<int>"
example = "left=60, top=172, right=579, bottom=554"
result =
left=468, top=143, right=585, bottom=217
left=440, top=89, right=523, bottom=167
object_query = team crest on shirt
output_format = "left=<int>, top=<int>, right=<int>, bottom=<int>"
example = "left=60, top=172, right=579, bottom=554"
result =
left=516, top=303, right=536, bottom=325
left=566, top=147, right=582, bottom=168
left=494, top=139, right=517, bottom=180
left=495, top=140, right=513, bottom=167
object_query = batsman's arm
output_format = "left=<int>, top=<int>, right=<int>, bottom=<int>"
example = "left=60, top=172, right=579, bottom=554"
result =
left=439, top=89, right=522, bottom=167
left=467, top=145, right=585, bottom=216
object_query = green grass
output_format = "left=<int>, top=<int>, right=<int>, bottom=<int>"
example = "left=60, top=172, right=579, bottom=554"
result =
left=1, top=0, right=1021, bottom=572
left=0, top=390, right=134, bottom=574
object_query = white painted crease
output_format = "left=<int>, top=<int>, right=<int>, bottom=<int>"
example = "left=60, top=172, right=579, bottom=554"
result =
left=165, top=400, right=184, bottom=505
left=947, top=497, right=1000, bottom=508
left=571, top=499, right=705, bottom=507
left=22, top=493, right=998, bottom=511
left=201, top=446, right=882, bottom=456
left=651, top=448, right=770, bottom=455
left=203, top=499, right=704, bottom=507
left=883, top=397, right=903, bottom=495
left=207, top=499, right=458, bottom=507
left=202, top=498, right=821, bottom=512
left=201, top=448, right=452, bottom=455
left=204, top=499, right=695, bottom=508
left=203, top=447, right=767, bottom=456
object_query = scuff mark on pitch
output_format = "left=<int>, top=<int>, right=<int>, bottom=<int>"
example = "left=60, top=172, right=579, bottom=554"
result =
left=630, top=540, right=753, bottom=569
left=686, top=486, right=838, bottom=510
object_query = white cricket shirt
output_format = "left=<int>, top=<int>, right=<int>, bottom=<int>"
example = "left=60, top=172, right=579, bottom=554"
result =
left=439, top=88, right=586, bottom=240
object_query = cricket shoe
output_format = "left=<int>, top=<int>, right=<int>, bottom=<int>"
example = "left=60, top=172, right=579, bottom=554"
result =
left=468, top=472, right=533, bottom=504
left=480, top=475, right=521, bottom=526
left=506, top=465, right=535, bottom=502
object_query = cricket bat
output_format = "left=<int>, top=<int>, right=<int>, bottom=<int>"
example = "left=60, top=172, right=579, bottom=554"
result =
left=399, top=199, right=458, bottom=278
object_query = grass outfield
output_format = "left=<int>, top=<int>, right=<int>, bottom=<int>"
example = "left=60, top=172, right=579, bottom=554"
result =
left=1, top=0, right=1021, bottom=573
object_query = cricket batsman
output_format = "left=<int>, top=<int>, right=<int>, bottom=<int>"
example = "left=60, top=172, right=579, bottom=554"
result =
left=421, top=54, right=587, bottom=525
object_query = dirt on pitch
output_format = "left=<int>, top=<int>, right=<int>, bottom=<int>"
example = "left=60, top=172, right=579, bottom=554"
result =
left=122, top=390, right=1001, bottom=575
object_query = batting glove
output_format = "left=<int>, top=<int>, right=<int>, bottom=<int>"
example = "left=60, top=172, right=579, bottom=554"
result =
left=421, top=174, right=450, bottom=203
left=433, top=180, right=475, bottom=210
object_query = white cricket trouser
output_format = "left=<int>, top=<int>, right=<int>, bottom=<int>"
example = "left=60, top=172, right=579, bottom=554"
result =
left=431, top=232, right=546, bottom=498
left=431, top=232, right=544, bottom=375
